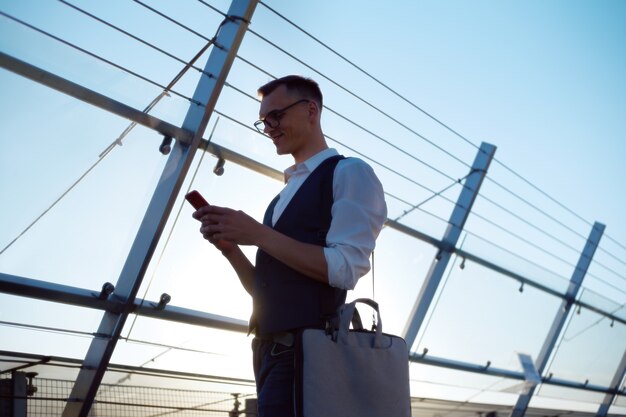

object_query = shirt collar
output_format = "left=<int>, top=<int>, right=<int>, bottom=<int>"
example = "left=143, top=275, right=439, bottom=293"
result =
left=283, top=148, right=339, bottom=183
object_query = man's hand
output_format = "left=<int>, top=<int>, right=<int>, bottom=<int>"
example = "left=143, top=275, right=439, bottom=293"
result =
left=193, top=205, right=265, bottom=249
left=193, top=204, right=329, bottom=285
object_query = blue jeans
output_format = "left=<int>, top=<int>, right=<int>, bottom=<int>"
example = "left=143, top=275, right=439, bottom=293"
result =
left=252, top=338, right=296, bottom=417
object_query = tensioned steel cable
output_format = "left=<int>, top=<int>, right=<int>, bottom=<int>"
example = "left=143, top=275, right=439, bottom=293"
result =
left=133, top=0, right=225, bottom=44
left=224, top=79, right=462, bottom=184
left=414, top=236, right=467, bottom=354
left=482, top=177, right=626, bottom=281
left=0, top=353, right=256, bottom=386
left=256, top=21, right=580, bottom=297
left=57, top=0, right=221, bottom=84
left=0, top=11, right=200, bottom=105
left=229, top=36, right=616, bottom=278
left=390, top=177, right=467, bottom=225
left=61, top=0, right=623, bottom=287
left=464, top=215, right=626, bottom=294
left=125, top=118, right=218, bottom=339
left=459, top=229, right=572, bottom=284
left=221, top=78, right=626, bottom=304
left=210, top=105, right=467, bottom=234
left=483, top=176, right=588, bottom=242
left=194, top=0, right=227, bottom=17
left=236, top=54, right=559, bottom=242
left=216, top=103, right=589, bottom=291
left=588, top=259, right=626, bottom=285
left=257, top=0, right=478, bottom=152
left=542, top=297, right=625, bottom=390
left=463, top=223, right=625, bottom=296
left=0, top=320, right=225, bottom=357
left=478, top=194, right=587, bottom=258
left=256, top=1, right=626, bottom=266
left=129, top=1, right=520, bottom=246
left=561, top=302, right=625, bottom=342
left=598, top=245, right=626, bottom=269
left=0, top=12, right=226, bottom=255
left=469, top=211, right=577, bottom=271
left=230, top=56, right=620, bottom=288
left=211, top=106, right=458, bottom=209
left=233, top=27, right=472, bottom=171
left=481, top=181, right=626, bottom=283
left=484, top=175, right=626, bottom=284
left=257, top=62, right=625, bottom=285
left=586, top=271, right=626, bottom=295
left=485, top=169, right=626, bottom=275
left=221, top=71, right=595, bottom=273
left=460, top=223, right=625, bottom=295
left=211, top=94, right=589, bottom=282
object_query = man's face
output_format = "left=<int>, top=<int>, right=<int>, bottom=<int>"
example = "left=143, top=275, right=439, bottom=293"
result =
left=258, top=85, right=310, bottom=157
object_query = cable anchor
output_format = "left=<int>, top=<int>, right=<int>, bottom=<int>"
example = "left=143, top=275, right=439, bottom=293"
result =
left=213, top=157, right=225, bottom=176
left=159, top=135, right=173, bottom=155
left=99, top=282, right=115, bottom=300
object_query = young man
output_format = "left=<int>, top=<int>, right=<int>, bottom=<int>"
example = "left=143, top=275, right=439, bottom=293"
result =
left=193, top=75, right=387, bottom=417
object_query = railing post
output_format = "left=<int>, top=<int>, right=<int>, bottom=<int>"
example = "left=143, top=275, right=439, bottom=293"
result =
left=61, top=1, right=258, bottom=416
left=509, top=221, right=605, bottom=417
left=402, top=142, right=496, bottom=349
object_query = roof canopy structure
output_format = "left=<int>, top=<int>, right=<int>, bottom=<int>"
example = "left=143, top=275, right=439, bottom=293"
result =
left=1, top=1, right=624, bottom=416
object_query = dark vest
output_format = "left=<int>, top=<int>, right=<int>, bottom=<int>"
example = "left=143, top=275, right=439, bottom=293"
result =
left=251, top=155, right=347, bottom=336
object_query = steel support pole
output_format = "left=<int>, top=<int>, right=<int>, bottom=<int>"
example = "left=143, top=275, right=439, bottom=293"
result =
left=10, top=372, right=27, bottom=417
left=509, top=221, right=605, bottom=417
left=596, top=348, right=626, bottom=417
left=402, top=142, right=496, bottom=349
left=61, top=1, right=258, bottom=416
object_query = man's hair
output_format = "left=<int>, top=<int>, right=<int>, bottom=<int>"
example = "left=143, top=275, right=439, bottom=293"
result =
left=257, top=75, right=323, bottom=109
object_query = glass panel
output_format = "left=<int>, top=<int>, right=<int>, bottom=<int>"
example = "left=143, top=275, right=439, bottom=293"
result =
left=0, top=74, right=168, bottom=289
left=0, top=295, right=100, bottom=359
left=136, top=159, right=283, bottom=321
left=0, top=0, right=229, bottom=126
left=409, top=364, right=521, bottom=405
left=544, top=289, right=626, bottom=388
left=535, top=385, right=605, bottom=409
left=112, top=318, right=254, bottom=382
left=583, top=261, right=626, bottom=322
left=357, top=228, right=439, bottom=337
left=413, top=259, right=562, bottom=370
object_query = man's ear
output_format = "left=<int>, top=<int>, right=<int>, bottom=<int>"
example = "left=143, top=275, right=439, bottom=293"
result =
left=308, top=100, right=320, bottom=120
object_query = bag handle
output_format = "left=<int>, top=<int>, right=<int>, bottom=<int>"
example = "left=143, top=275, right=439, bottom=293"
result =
left=337, top=298, right=383, bottom=348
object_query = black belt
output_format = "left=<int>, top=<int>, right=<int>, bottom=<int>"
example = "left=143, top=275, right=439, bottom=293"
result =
left=255, top=331, right=295, bottom=347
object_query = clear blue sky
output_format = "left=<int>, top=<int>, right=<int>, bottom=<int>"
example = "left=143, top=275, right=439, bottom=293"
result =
left=1, top=0, right=624, bottom=411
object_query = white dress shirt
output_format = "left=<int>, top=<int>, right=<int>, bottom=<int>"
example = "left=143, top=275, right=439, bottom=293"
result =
left=272, top=148, right=387, bottom=290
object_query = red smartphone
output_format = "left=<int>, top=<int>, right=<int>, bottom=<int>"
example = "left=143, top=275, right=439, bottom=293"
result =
left=185, top=190, right=209, bottom=209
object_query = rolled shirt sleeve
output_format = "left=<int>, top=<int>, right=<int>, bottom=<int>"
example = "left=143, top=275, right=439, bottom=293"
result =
left=324, top=158, right=387, bottom=290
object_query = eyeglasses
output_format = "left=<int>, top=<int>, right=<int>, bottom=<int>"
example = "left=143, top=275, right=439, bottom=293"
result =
left=253, top=99, right=309, bottom=133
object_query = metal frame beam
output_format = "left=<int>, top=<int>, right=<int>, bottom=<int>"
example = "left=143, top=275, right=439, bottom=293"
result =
left=0, top=275, right=622, bottom=397
left=0, top=52, right=193, bottom=145
left=0, top=272, right=248, bottom=331
left=402, top=142, right=496, bottom=348
left=60, top=1, right=258, bottom=416
left=509, top=222, right=605, bottom=417
left=409, top=352, right=615, bottom=394
left=596, top=348, right=626, bottom=417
